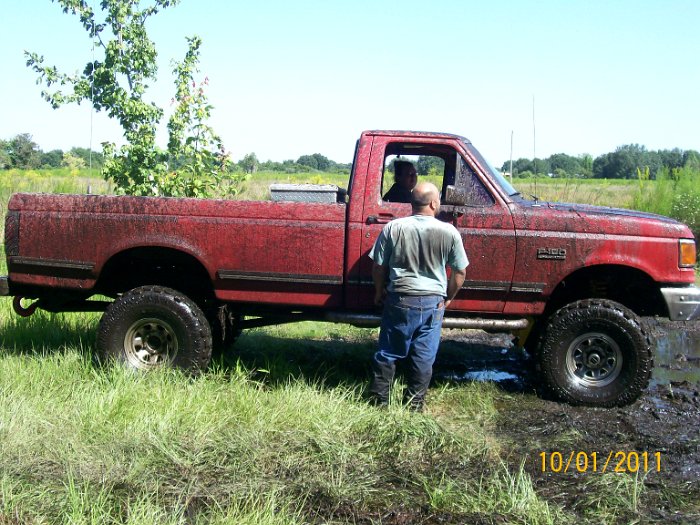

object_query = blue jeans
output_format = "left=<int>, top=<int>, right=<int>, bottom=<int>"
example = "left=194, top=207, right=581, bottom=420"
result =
left=370, top=293, right=445, bottom=406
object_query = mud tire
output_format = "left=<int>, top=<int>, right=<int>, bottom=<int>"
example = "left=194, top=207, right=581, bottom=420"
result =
left=97, top=285, right=212, bottom=373
left=538, top=299, right=652, bottom=407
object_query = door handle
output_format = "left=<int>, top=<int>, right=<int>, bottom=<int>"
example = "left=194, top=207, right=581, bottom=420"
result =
left=366, top=213, right=395, bottom=225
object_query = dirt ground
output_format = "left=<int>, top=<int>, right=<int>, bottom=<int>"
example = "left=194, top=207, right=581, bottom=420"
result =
left=434, top=320, right=700, bottom=523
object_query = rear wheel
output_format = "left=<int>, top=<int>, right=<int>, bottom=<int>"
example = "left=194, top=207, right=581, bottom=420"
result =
left=537, top=299, right=652, bottom=407
left=97, top=285, right=212, bottom=373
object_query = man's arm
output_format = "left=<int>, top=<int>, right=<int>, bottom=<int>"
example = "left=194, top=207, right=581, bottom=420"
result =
left=445, top=267, right=466, bottom=309
left=372, top=262, right=388, bottom=306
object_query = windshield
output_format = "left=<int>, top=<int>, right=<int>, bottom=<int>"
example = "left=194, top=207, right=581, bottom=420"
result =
left=465, top=142, right=518, bottom=197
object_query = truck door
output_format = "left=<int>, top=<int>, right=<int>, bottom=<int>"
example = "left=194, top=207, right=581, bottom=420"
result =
left=354, top=135, right=516, bottom=313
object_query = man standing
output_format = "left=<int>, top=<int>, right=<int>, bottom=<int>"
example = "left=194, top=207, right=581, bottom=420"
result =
left=368, top=181, right=468, bottom=410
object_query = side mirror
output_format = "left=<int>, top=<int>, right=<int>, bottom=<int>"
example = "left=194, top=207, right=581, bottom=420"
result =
left=444, top=185, right=468, bottom=205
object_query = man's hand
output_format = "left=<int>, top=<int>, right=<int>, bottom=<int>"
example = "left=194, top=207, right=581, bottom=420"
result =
left=372, top=263, right=388, bottom=307
left=374, top=288, right=387, bottom=306
left=445, top=267, right=467, bottom=308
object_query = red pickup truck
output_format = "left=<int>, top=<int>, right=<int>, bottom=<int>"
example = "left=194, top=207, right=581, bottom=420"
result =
left=2, top=130, right=698, bottom=406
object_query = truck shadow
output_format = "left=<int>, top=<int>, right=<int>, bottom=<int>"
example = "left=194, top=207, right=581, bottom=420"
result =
left=0, top=312, right=539, bottom=395
left=0, top=312, right=99, bottom=358
left=222, top=329, right=537, bottom=394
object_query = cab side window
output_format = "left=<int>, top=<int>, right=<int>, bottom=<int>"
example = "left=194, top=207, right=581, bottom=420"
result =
left=379, top=142, right=493, bottom=207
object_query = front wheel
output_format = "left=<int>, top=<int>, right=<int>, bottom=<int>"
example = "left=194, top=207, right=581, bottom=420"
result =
left=97, top=285, right=212, bottom=373
left=537, top=299, right=653, bottom=407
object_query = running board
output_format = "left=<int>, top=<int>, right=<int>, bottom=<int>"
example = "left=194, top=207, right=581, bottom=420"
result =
left=323, top=312, right=529, bottom=331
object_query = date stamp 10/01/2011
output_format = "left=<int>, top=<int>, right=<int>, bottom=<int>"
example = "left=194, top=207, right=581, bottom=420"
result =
left=539, top=451, right=662, bottom=474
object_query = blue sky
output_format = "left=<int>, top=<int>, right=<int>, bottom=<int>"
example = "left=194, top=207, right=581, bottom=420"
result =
left=1, top=0, right=698, bottom=165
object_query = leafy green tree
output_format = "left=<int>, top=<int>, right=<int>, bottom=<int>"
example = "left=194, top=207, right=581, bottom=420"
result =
left=0, top=140, right=12, bottom=169
left=69, top=147, right=104, bottom=169
left=8, top=133, right=42, bottom=169
left=594, top=144, right=656, bottom=179
left=41, top=149, right=64, bottom=168
left=296, top=154, right=318, bottom=170
left=683, top=150, right=700, bottom=170
left=416, top=155, right=444, bottom=176
left=658, top=148, right=684, bottom=171
left=26, top=0, right=234, bottom=198
left=61, top=151, right=86, bottom=171
left=548, top=153, right=582, bottom=178
left=311, top=153, right=330, bottom=171
left=240, top=152, right=259, bottom=174
left=578, top=153, right=593, bottom=178
left=502, top=158, right=535, bottom=177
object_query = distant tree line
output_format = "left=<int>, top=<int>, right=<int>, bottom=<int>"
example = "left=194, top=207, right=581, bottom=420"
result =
left=0, top=133, right=352, bottom=177
left=234, top=152, right=352, bottom=175
left=5, top=132, right=698, bottom=181
left=0, top=133, right=104, bottom=170
left=501, top=145, right=700, bottom=179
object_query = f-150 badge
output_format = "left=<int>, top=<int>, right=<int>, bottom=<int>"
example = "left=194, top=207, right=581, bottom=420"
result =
left=537, top=247, right=567, bottom=260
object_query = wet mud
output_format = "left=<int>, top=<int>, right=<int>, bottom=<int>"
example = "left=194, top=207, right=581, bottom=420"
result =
left=434, top=319, right=700, bottom=523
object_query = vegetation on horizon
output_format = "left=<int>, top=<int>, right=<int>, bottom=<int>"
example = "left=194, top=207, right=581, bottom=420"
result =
left=502, top=143, right=700, bottom=180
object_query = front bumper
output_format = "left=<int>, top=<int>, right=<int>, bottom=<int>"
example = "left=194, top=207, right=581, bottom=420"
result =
left=660, top=286, right=700, bottom=321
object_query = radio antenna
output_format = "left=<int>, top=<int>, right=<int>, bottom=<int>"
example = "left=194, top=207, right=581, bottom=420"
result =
left=509, top=130, right=513, bottom=184
left=532, top=94, right=537, bottom=198
left=88, top=0, right=97, bottom=191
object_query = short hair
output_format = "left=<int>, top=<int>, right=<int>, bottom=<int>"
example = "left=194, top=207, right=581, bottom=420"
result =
left=393, top=160, right=415, bottom=181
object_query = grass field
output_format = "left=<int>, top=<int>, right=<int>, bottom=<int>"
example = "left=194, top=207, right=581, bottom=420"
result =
left=0, top=306, right=670, bottom=525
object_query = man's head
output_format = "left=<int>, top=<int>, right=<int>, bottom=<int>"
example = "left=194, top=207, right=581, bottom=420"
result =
left=411, top=182, right=440, bottom=216
left=393, top=160, right=417, bottom=190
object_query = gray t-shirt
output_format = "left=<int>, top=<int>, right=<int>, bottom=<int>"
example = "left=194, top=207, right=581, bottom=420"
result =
left=369, top=214, right=469, bottom=296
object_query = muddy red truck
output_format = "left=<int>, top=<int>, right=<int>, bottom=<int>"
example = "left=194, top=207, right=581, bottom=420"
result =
left=2, top=130, right=698, bottom=406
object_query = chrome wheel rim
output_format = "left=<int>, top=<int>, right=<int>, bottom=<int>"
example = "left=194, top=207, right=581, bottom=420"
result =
left=566, top=333, right=622, bottom=387
left=124, top=318, right=178, bottom=369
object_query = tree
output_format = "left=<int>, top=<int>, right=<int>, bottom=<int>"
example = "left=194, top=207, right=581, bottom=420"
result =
left=240, top=152, right=259, bottom=174
left=69, top=147, right=104, bottom=169
left=548, top=153, right=582, bottom=178
left=61, top=151, right=87, bottom=171
left=593, top=144, right=656, bottom=179
left=0, top=140, right=11, bottom=169
left=26, top=0, right=234, bottom=197
left=311, top=153, right=330, bottom=171
left=296, top=154, right=318, bottom=170
left=41, top=149, right=64, bottom=168
left=8, top=133, right=42, bottom=169
left=578, top=153, right=593, bottom=178
left=683, top=150, right=700, bottom=170
left=416, top=155, right=444, bottom=176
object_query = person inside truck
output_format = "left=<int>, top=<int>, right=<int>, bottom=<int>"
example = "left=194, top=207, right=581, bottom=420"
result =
left=382, top=160, right=417, bottom=203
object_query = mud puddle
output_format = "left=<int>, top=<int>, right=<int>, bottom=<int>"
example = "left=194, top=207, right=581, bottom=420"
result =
left=435, top=318, right=700, bottom=391
left=434, top=320, right=700, bottom=523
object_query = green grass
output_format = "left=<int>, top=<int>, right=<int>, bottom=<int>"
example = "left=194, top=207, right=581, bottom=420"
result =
left=3, top=300, right=696, bottom=523
left=0, top=315, right=545, bottom=524
left=512, top=178, right=638, bottom=209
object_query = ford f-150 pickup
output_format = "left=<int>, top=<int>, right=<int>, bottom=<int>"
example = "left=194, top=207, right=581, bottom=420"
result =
left=2, top=130, right=699, bottom=406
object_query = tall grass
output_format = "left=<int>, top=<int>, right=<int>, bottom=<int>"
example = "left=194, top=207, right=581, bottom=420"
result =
left=4, top=286, right=683, bottom=523
left=512, top=178, right=638, bottom=209
left=0, top=336, right=538, bottom=523
left=632, top=167, right=700, bottom=236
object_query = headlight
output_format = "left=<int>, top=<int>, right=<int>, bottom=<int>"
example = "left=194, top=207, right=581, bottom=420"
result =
left=680, top=239, right=697, bottom=268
